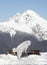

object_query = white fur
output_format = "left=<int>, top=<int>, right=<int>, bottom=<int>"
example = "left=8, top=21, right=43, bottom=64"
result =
left=12, top=40, right=31, bottom=59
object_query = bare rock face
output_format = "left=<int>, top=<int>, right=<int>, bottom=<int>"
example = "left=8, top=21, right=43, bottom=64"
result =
left=0, top=31, right=47, bottom=54
left=0, top=32, right=11, bottom=54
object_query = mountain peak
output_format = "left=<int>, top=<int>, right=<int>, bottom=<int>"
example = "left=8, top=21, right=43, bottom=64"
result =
left=23, top=10, right=38, bottom=15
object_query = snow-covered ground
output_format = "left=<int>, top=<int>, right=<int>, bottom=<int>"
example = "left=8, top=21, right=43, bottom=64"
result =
left=0, top=52, right=47, bottom=65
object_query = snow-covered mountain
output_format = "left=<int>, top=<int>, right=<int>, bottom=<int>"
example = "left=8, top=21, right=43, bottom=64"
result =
left=0, top=10, right=47, bottom=41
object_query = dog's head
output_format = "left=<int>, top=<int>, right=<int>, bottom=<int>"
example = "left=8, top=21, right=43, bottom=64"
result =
left=7, top=49, right=17, bottom=55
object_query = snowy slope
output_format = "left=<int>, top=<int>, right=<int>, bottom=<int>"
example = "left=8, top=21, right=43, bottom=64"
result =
left=0, top=10, right=47, bottom=40
left=0, top=52, right=47, bottom=65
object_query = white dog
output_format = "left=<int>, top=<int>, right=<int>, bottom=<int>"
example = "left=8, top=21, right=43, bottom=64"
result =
left=12, top=40, right=31, bottom=59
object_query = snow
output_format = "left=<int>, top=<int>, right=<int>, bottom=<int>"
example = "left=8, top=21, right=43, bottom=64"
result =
left=0, top=52, right=47, bottom=65
left=0, top=21, right=16, bottom=37
left=0, top=10, right=47, bottom=40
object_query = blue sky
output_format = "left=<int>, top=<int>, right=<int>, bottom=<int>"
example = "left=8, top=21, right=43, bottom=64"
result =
left=0, top=0, right=47, bottom=22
